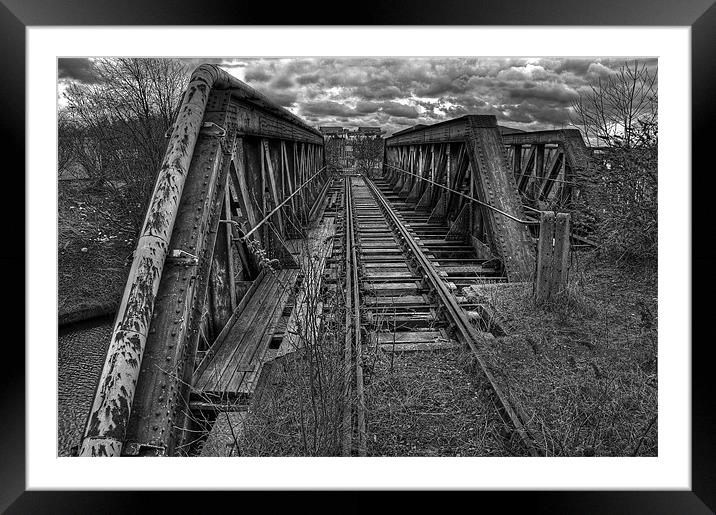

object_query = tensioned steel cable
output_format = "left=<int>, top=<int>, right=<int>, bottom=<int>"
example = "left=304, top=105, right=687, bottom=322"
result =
left=363, top=175, right=542, bottom=457
left=239, top=166, right=328, bottom=240
left=384, top=163, right=538, bottom=225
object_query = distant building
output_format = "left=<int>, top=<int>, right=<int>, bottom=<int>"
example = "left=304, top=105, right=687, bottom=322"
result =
left=319, top=126, right=348, bottom=136
left=356, top=126, right=382, bottom=135
left=321, top=126, right=385, bottom=170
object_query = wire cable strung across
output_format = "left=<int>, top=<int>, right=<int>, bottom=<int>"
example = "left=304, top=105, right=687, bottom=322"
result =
left=240, top=166, right=328, bottom=240
left=384, top=163, right=538, bottom=225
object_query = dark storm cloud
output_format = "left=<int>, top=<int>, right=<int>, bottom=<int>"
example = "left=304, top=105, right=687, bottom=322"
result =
left=501, top=109, right=534, bottom=124
left=270, top=75, right=295, bottom=90
left=300, top=100, right=360, bottom=118
left=378, top=102, right=420, bottom=119
left=264, top=90, right=298, bottom=107
left=555, top=59, right=593, bottom=76
left=352, top=85, right=403, bottom=101
left=414, top=78, right=470, bottom=97
left=56, top=57, right=654, bottom=135
left=355, top=101, right=380, bottom=114
left=296, top=73, right=321, bottom=85
left=58, top=58, right=98, bottom=83
left=505, top=83, right=579, bottom=104
left=245, top=68, right=271, bottom=83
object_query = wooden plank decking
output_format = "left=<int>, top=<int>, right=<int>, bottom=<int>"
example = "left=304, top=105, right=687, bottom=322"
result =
left=275, top=217, right=336, bottom=358
left=192, top=268, right=299, bottom=405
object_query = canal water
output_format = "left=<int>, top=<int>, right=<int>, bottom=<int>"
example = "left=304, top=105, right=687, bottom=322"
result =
left=57, top=316, right=113, bottom=456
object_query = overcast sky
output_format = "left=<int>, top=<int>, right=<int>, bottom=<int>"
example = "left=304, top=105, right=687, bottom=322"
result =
left=58, top=57, right=657, bottom=136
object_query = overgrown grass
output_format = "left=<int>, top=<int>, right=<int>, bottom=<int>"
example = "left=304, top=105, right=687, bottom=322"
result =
left=364, top=347, right=514, bottom=456
left=177, top=194, right=657, bottom=458
left=463, top=251, right=658, bottom=456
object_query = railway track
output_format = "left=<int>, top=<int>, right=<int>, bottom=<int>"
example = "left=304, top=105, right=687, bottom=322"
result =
left=335, top=172, right=541, bottom=456
left=64, top=170, right=542, bottom=457
left=70, top=74, right=584, bottom=457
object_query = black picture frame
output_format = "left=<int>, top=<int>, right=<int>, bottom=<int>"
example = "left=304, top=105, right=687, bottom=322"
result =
left=4, top=1, right=714, bottom=512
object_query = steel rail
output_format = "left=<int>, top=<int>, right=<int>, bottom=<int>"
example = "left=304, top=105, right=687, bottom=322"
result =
left=346, top=177, right=367, bottom=456
left=363, top=175, right=542, bottom=457
left=383, top=163, right=538, bottom=225
left=341, top=178, right=353, bottom=456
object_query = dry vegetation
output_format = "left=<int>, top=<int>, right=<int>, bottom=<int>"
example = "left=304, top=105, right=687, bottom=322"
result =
left=220, top=282, right=347, bottom=457
left=571, top=60, right=658, bottom=262
left=58, top=58, right=188, bottom=321
left=363, top=348, right=513, bottom=456
left=58, top=181, right=135, bottom=321
left=463, top=252, right=657, bottom=456
left=58, top=59, right=658, bottom=458
left=185, top=224, right=350, bottom=457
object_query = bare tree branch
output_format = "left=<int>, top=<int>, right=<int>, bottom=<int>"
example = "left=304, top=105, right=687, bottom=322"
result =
left=60, top=58, right=189, bottom=233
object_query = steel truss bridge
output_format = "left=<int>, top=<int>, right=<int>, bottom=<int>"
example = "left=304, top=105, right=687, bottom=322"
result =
left=79, top=64, right=591, bottom=457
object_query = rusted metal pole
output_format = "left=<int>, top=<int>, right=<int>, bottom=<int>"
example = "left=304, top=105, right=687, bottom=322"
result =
left=79, top=65, right=225, bottom=457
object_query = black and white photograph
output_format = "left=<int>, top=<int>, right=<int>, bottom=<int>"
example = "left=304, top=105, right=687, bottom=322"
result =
left=57, top=56, right=659, bottom=458
left=1, top=2, right=708, bottom=507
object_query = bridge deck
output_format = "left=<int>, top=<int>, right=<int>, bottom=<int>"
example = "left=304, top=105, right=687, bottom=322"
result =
left=274, top=216, right=336, bottom=359
left=192, top=268, right=299, bottom=405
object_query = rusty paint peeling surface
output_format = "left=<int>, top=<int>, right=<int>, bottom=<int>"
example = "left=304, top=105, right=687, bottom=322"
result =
left=80, top=64, right=330, bottom=457
left=466, top=118, right=535, bottom=282
left=79, top=65, right=222, bottom=457
left=125, top=136, right=226, bottom=454
left=78, top=438, right=123, bottom=458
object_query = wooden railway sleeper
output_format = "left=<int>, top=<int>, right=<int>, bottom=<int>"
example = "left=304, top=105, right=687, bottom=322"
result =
left=362, top=174, right=543, bottom=457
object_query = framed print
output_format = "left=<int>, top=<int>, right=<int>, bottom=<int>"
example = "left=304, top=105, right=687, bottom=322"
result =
left=4, top=0, right=715, bottom=512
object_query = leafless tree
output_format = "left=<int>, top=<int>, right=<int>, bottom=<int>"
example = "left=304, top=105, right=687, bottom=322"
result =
left=571, top=60, right=657, bottom=148
left=324, top=134, right=346, bottom=170
left=62, top=58, right=189, bottom=231
left=352, top=133, right=384, bottom=177
left=570, top=60, right=658, bottom=260
left=58, top=108, right=80, bottom=176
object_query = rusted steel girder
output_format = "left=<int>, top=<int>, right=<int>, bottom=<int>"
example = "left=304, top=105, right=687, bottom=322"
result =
left=502, top=129, right=590, bottom=207
left=80, top=65, right=325, bottom=457
left=79, top=65, right=223, bottom=457
left=384, top=116, right=534, bottom=282
left=122, top=131, right=229, bottom=457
